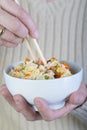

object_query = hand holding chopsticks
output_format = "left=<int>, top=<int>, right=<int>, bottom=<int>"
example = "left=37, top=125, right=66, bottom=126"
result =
left=15, top=0, right=46, bottom=65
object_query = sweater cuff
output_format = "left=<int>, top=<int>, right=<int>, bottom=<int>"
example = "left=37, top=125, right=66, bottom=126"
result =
left=71, top=100, right=87, bottom=125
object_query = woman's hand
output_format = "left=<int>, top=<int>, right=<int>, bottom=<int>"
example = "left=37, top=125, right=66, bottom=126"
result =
left=0, top=83, right=87, bottom=121
left=0, top=0, right=38, bottom=47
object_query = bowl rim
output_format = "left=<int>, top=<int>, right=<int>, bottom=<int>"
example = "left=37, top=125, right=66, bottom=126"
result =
left=3, top=60, right=83, bottom=81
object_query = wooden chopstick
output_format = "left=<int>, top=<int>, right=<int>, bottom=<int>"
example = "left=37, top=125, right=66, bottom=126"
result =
left=15, top=0, right=19, bottom=4
left=24, top=37, right=46, bottom=65
left=32, top=39, right=47, bottom=65
left=24, top=38, right=36, bottom=61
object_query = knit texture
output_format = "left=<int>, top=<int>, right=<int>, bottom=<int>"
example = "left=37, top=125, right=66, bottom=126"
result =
left=0, top=0, right=87, bottom=129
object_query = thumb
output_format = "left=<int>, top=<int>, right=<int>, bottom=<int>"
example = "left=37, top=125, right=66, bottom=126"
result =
left=69, top=84, right=87, bottom=105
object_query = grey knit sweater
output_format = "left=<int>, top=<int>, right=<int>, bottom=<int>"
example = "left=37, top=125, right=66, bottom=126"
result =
left=0, top=0, right=87, bottom=130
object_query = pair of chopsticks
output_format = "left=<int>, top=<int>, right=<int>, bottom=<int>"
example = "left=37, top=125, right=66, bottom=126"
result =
left=15, top=0, right=46, bottom=65
left=24, top=37, right=46, bottom=65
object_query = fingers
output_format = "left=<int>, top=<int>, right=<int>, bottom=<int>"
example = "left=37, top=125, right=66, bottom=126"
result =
left=0, top=28, right=23, bottom=44
left=0, top=39, right=18, bottom=47
left=0, top=8, right=28, bottom=38
left=0, top=84, right=16, bottom=107
left=13, top=95, right=42, bottom=121
left=0, top=0, right=39, bottom=39
left=13, top=95, right=39, bottom=121
left=34, top=97, right=77, bottom=121
left=0, top=85, right=37, bottom=121
left=1, top=84, right=87, bottom=122
left=34, top=98, right=56, bottom=121
left=34, top=84, right=87, bottom=121
left=0, top=0, right=39, bottom=49
left=52, top=103, right=76, bottom=119
left=0, top=84, right=41, bottom=121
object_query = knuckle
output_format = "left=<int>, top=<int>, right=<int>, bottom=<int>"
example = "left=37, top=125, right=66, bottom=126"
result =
left=14, top=95, right=24, bottom=103
left=18, top=7, right=27, bottom=19
left=12, top=19, right=28, bottom=38
left=11, top=19, right=21, bottom=33
left=14, top=97, right=25, bottom=113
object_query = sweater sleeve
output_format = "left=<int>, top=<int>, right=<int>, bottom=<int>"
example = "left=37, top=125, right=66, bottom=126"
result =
left=71, top=85, right=87, bottom=124
left=71, top=101, right=87, bottom=124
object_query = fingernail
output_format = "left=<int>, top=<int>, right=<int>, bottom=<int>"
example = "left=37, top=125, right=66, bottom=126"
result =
left=35, top=100, right=41, bottom=108
left=33, top=31, right=39, bottom=39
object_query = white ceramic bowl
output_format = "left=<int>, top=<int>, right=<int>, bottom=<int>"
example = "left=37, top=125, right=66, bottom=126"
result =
left=3, top=61, right=83, bottom=110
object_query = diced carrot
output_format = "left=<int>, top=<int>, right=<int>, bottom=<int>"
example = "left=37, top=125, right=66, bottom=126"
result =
left=54, top=72, right=64, bottom=78
left=61, top=62, right=70, bottom=69
left=50, top=66, right=55, bottom=70
left=14, top=68, right=20, bottom=72
left=25, top=57, right=30, bottom=62
left=28, top=70, right=33, bottom=72
left=25, top=74, right=31, bottom=77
